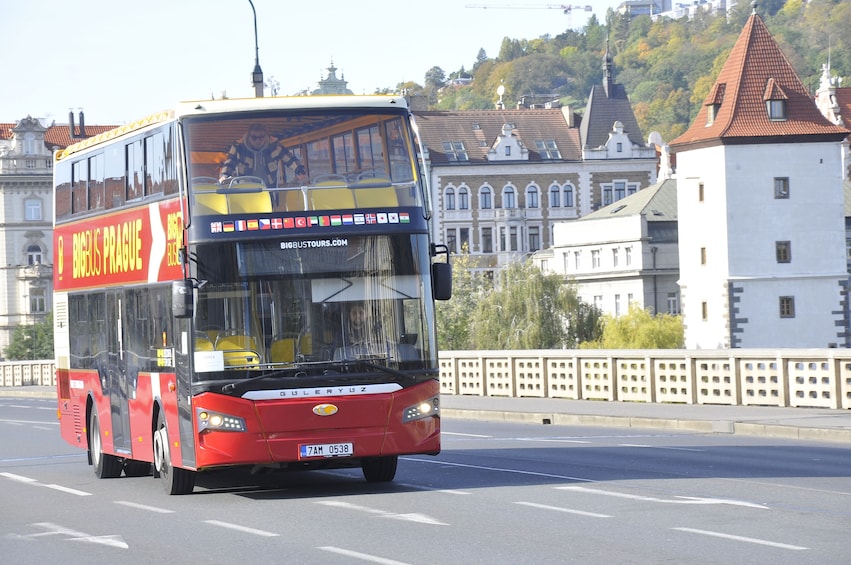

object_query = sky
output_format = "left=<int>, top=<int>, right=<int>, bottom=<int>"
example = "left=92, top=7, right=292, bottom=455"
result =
left=1, top=0, right=622, bottom=125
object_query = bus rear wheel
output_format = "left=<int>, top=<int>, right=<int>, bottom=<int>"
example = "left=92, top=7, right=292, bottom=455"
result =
left=361, top=456, right=398, bottom=482
left=153, top=411, right=195, bottom=495
left=89, top=410, right=123, bottom=479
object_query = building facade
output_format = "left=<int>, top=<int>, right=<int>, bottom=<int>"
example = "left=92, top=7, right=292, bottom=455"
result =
left=669, top=10, right=850, bottom=349
left=0, top=116, right=113, bottom=357
left=413, top=48, right=659, bottom=276
left=539, top=178, right=679, bottom=317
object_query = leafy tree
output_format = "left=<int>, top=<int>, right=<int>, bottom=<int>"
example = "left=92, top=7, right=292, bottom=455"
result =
left=591, top=303, right=683, bottom=349
left=435, top=250, right=489, bottom=350
left=468, top=260, right=601, bottom=350
left=424, top=66, right=446, bottom=89
left=5, top=313, right=54, bottom=360
left=473, top=48, right=488, bottom=72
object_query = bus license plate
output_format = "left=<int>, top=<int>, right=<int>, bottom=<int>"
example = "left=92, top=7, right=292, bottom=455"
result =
left=299, top=442, right=353, bottom=459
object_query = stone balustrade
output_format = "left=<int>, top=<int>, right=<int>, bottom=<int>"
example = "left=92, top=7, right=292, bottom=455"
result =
left=8, top=349, right=851, bottom=410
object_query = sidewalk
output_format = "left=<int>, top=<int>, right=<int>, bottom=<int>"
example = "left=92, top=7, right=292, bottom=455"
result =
left=5, top=386, right=851, bottom=443
left=441, top=394, right=851, bottom=443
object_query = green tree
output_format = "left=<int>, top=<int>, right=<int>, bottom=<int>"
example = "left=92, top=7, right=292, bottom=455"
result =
left=469, top=260, right=601, bottom=350
left=5, top=313, right=54, bottom=360
left=424, top=66, right=446, bottom=89
left=435, top=250, right=490, bottom=350
left=593, top=303, right=683, bottom=349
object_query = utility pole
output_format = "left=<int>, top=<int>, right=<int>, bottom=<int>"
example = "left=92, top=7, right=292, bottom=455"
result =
left=248, top=0, right=264, bottom=97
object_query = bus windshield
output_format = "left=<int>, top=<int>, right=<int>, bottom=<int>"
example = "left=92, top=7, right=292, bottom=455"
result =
left=183, top=108, right=423, bottom=215
left=190, top=233, right=436, bottom=379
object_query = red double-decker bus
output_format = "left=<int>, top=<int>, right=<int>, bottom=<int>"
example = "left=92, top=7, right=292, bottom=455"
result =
left=53, top=96, right=451, bottom=494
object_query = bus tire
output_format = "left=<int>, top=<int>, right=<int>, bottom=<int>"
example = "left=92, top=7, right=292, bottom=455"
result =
left=89, top=410, right=123, bottom=479
left=361, top=456, right=398, bottom=482
left=153, top=411, right=195, bottom=495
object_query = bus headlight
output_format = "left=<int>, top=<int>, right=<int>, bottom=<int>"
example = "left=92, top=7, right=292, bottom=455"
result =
left=196, top=408, right=246, bottom=432
left=402, top=396, right=439, bottom=423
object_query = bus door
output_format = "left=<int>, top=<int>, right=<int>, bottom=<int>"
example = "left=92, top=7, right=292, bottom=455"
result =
left=106, top=291, right=132, bottom=455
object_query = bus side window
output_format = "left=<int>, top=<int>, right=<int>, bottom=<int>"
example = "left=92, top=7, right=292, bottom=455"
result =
left=72, top=160, right=88, bottom=214
left=126, top=139, right=144, bottom=201
left=55, top=162, right=72, bottom=220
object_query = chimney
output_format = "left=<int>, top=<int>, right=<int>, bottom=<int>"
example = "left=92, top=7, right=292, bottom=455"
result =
left=68, top=110, right=88, bottom=139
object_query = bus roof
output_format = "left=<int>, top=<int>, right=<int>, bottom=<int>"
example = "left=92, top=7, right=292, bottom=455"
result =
left=57, top=95, right=409, bottom=161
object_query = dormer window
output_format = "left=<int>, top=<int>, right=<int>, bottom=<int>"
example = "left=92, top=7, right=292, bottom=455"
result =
left=705, top=83, right=725, bottom=126
left=442, top=141, right=468, bottom=162
left=763, top=78, right=788, bottom=121
left=707, top=103, right=720, bottom=125
left=534, top=140, right=561, bottom=159
left=766, top=99, right=786, bottom=120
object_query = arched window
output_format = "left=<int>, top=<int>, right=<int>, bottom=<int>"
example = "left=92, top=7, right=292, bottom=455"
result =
left=549, top=184, right=560, bottom=208
left=27, top=244, right=43, bottom=266
left=479, top=187, right=492, bottom=209
left=445, top=187, right=455, bottom=210
left=503, top=186, right=516, bottom=209
left=458, top=187, right=469, bottom=210
left=526, top=186, right=539, bottom=209
left=563, top=184, right=574, bottom=208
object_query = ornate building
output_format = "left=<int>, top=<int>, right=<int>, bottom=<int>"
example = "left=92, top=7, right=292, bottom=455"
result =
left=413, top=48, right=660, bottom=276
left=0, top=116, right=113, bottom=356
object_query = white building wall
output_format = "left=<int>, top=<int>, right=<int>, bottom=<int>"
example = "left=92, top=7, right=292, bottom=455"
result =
left=677, top=145, right=731, bottom=349
left=551, top=214, right=679, bottom=317
left=678, top=142, right=848, bottom=349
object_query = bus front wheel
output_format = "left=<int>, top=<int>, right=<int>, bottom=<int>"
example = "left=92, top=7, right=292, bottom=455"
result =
left=361, top=456, right=398, bottom=482
left=89, top=410, right=123, bottom=479
left=153, top=411, right=195, bottom=495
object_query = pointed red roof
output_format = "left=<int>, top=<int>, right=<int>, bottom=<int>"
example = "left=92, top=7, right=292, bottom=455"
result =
left=670, top=12, right=849, bottom=150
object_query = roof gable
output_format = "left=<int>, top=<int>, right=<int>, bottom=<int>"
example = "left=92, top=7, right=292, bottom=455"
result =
left=582, top=178, right=677, bottom=221
left=413, top=109, right=581, bottom=165
left=670, top=12, right=849, bottom=150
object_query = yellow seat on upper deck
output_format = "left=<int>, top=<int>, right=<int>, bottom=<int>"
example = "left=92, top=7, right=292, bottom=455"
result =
left=194, top=192, right=229, bottom=215
left=228, top=192, right=273, bottom=214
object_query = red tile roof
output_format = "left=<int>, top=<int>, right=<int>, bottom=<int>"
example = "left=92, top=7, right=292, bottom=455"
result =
left=414, top=109, right=581, bottom=164
left=1, top=121, right=119, bottom=150
left=670, top=13, right=849, bottom=150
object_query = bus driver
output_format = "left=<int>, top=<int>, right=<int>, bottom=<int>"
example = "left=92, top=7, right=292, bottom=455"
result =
left=219, top=123, right=307, bottom=187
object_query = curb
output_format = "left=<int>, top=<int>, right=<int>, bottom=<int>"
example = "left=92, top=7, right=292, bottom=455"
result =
left=441, top=408, right=851, bottom=443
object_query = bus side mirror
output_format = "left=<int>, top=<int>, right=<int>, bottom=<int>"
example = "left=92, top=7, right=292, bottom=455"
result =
left=172, top=279, right=194, bottom=318
left=432, top=262, right=452, bottom=301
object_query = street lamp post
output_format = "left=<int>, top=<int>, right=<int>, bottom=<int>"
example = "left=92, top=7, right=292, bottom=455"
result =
left=248, top=0, right=264, bottom=98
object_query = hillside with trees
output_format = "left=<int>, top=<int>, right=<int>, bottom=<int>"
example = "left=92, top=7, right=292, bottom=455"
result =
left=401, top=0, right=851, bottom=143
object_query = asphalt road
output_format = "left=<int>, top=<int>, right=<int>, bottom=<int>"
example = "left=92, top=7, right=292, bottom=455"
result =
left=2, top=396, right=851, bottom=564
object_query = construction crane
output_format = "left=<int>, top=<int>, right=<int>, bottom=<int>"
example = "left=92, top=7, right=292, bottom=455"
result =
left=465, top=4, right=593, bottom=28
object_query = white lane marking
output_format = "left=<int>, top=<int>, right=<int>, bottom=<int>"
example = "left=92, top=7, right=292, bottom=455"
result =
left=441, top=431, right=492, bottom=438
left=515, top=501, right=612, bottom=518
left=203, top=520, right=279, bottom=537
left=517, top=437, right=591, bottom=444
left=405, top=457, right=595, bottom=482
left=1, top=472, right=38, bottom=483
left=33, top=426, right=54, bottom=431
left=315, top=500, right=448, bottom=525
left=619, top=443, right=705, bottom=452
left=396, top=482, right=472, bottom=495
left=673, top=527, right=808, bottom=550
left=0, top=419, right=58, bottom=425
left=318, top=546, right=412, bottom=565
left=43, top=484, right=92, bottom=496
left=559, top=485, right=769, bottom=509
left=30, top=522, right=128, bottom=549
left=115, top=500, right=175, bottom=513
